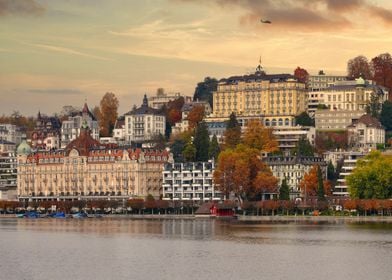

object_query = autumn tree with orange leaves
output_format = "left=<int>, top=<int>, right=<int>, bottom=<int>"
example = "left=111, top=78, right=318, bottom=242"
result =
left=294, top=66, right=309, bottom=85
left=299, top=165, right=331, bottom=198
left=187, top=105, right=205, bottom=130
left=98, top=92, right=119, bottom=137
left=214, top=145, right=277, bottom=202
left=242, top=119, right=279, bottom=153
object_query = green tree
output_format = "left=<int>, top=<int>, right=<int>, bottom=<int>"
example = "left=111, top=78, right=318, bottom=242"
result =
left=208, top=134, right=220, bottom=160
left=194, top=121, right=210, bottom=161
left=224, top=112, right=241, bottom=149
left=193, top=77, right=218, bottom=107
left=347, top=151, right=392, bottom=199
left=183, top=140, right=196, bottom=162
left=279, top=178, right=290, bottom=200
left=317, top=165, right=326, bottom=201
left=171, top=139, right=185, bottom=162
left=365, top=93, right=382, bottom=118
left=295, top=112, right=314, bottom=126
left=380, top=101, right=392, bottom=131
left=295, top=136, right=314, bottom=156
left=327, top=161, right=336, bottom=181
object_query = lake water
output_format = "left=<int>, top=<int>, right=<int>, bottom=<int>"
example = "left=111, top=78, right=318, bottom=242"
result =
left=1, top=217, right=392, bottom=280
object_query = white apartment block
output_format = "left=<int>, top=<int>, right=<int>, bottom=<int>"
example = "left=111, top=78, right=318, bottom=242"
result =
left=333, top=152, right=366, bottom=196
left=0, top=150, right=17, bottom=200
left=162, top=161, right=222, bottom=201
left=315, top=110, right=365, bottom=130
left=0, top=124, right=24, bottom=145
left=124, top=95, right=166, bottom=144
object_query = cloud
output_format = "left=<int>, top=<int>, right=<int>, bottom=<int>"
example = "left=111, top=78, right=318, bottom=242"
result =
left=367, top=5, right=392, bottom=25
left=28, top=88, right=84, bottom=95
left=0, top=0, right=45, bottom=16
left=25, top=42, right=112, bottom=61
left=175, top=0, right=392, bottom=31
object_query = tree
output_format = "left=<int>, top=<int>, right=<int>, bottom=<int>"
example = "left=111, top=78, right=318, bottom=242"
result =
left=98, top=92, right=119, bottom=137
left=317, top=165, right=326, bottom=201
left=279, top=178, right=290, bottom=200
left=150, top=133, right=166, bottom=150
left=193, top=77, right=218, bottom=107
left=223, top=112, right=241, bottom=149
left=299, top=165, right=330, bottom=198
left=187, top=105, right=205, bottom=130
left=194, top=121, right=210, bottom=161
left=170, top=139, right=185, bottom=162
left=327, top=161, right=336, bottom=181
left=347, top=55, right=372, bottom=79
left=365, top=92, right=382, bottom=118
left=253, top=168, right=278, bottom=200
left=208, top=134, right=220, bottom=160
left=167, top=109, right=182, bottom=125
left=294, top=66, right=309, bottom=85
left=371, top=53, right=392, bottom=92
left=295, top=112, right=314, bottom=126
left=380, top=101, right=392, bottom=131
left=183, top=140, right=196, bottom=162
left=347, top=151, right=392, bottom=199
left=295, top=136, right=314, bottom=156
left=242, top=119, right=279, bottom=153
left=214, top=145, right=276, bottom=201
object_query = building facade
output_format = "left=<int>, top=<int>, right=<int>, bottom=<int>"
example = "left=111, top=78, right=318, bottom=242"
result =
left=212, top=66, right=307, bottom=119
left=61, top=103, right=99, bottom=148
left=162, top=161, right=222, bottom=201
left=308, top=70, right=347, bottom=92
left=309, top=78, right=388, bottom=115
left=265, top=156, right=327, bottom=199
left=0, top=142, right=17, bottom=200
left=124, top=95, right=166, bottom=144
left=0, top=124, right=24, bottom=145
left=347, top=114, right=385, bottom=150
left=315, top=109, right=364, bottom=130
left=148, top=90, right=192, bottom=109
left=30, top=112, right=61, bottom=150
left=17, top=125, right=171, bottom=201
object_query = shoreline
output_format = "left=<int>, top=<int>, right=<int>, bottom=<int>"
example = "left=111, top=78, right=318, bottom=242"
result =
left=2, top=213, right=392, bottom=223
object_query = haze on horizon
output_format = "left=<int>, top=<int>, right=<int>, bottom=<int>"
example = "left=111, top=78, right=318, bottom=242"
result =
left=1, top=0, right=392, bottom=116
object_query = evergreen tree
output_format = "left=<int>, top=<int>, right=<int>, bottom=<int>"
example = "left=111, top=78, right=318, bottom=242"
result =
left=295, top=136, right=314, bottom=156
left=224, top=112, right=241, bottom=149
left=380, top=101, right=392, bottom=131
left=208, top=134, right=220, bottom=160
left=171, top=139, right=185, bottom=162
left=317, top=165, right=326, bottom=201
left=295, top=112, right=315, bottom=126
left=193, top=77, right=218, bottom=107
left=194, top=121, right=210, bottom=161
left=327, top=161, right=335, bottom=181
left=279, top=178, right=290, bottom=200
left=365, top=93, right=381, bottom=118
left=183, top=140, right=196, bottom=162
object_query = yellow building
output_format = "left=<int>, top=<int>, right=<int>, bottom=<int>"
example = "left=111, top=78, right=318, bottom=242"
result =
left=17, top=125, right=172, bottom=202
left=212, top=66, right=307, bottom=119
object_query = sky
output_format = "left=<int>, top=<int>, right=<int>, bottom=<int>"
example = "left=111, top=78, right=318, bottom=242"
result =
left=1, top=0, right=392, bottom=116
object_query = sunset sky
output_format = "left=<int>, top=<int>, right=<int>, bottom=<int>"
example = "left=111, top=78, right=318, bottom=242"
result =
left=1, top=0, right=392, bottom=116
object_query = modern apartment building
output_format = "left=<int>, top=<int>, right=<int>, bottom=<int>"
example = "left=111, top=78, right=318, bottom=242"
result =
left=315, top=110, right=364, bottom=130
left=162, top=161, right=222, bottom=201
left=0, top=141, right=17, bottom=200
left=148, top=90, right=192, bottom=109
left=333, top=152, right=366, bottom=196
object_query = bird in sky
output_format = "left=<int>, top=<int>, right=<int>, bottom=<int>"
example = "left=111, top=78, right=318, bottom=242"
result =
left=260, top=19, right=271, bottom=24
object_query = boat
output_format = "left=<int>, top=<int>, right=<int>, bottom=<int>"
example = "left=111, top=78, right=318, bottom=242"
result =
left=72, top=212, right=88, bottom=219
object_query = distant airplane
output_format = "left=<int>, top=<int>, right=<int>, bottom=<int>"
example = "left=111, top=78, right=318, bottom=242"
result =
left=260, top=19, right=271, bottom=24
